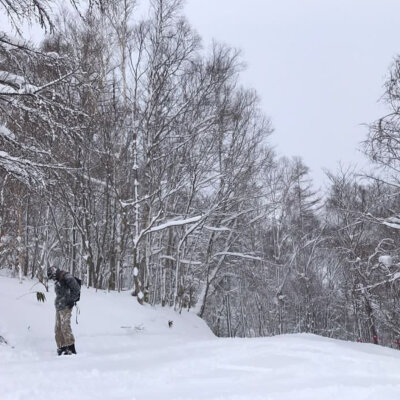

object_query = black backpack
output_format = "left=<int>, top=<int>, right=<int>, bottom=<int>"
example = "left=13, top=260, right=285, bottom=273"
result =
left=74, top=277, right=82, bottom=302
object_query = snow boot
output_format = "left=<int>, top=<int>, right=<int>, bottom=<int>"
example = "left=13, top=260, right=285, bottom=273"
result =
left=66, top=343, right=77, bottom=354
left=57, top=346, right=66, bottom=356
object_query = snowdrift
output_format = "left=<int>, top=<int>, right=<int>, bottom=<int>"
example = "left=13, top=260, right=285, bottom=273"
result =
left=1, top=275, right=400, bottom=400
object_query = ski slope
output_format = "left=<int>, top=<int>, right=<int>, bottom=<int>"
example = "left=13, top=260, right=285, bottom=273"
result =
left=1, top=274, right=400, bottom=400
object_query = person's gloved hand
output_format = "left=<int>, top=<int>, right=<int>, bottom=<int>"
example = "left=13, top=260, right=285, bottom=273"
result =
left=67, top=301, right=74, bottom=309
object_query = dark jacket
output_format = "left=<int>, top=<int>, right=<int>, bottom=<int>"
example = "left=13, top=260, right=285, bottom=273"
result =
left=54, top=271, right=80, bottom=311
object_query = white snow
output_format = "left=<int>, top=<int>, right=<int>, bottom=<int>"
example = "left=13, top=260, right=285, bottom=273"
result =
left=204, top=225, right=231, bottom=232
left=0, top=124, right=15, bottom=140
left=379, top=255, right=393, bottom=268
left=148, top=215, right=202, bottom=233
left=0, top=150, right=44, bottom=186
left=382, top=216, right=400, bottom=230
left=180, top=259, right=202, bottom=265
left=2, top=275, right=400, bottom=400
left=0, top=71, right=39, bottom=95
left=214, top=251, right=263, bottom=261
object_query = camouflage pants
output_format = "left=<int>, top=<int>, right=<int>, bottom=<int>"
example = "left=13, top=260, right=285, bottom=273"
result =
left=55, top=308, right=75, bottom=348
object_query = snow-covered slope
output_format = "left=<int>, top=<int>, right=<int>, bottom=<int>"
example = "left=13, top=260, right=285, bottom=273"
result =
left=1, top=275, right=400, bottom=400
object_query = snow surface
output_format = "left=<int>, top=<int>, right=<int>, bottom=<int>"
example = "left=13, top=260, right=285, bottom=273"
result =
left=379, top=255, right=393, bottom=268
left=2, top=275, right=400, bottom=400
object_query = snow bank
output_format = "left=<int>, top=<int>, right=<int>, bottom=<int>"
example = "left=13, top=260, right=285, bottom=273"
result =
left=1, top=275, right=400, bottom=400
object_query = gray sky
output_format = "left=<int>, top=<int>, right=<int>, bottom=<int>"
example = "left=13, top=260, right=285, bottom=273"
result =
left=184, top=0, right=400, bottom=189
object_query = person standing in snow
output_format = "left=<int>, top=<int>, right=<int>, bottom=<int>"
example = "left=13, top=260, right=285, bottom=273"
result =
left=47, top=266, right=80, bottom=355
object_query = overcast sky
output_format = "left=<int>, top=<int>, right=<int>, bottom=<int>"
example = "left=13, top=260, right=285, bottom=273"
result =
left=184, top=0, right=400, bottom=189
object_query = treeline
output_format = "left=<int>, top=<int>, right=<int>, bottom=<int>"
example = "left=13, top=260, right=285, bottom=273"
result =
left=1, top=0, right=400, bottom=346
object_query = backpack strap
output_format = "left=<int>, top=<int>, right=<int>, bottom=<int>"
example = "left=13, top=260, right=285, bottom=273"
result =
left=75, top=303, right=80, bottom=325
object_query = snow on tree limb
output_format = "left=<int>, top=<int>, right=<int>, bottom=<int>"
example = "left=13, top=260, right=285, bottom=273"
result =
left=0, top=150, right=44, bottom=187
left=148, top=216, right=203, bottom=234
left=204, top=225, right=231, bottom=232
left=213, top=252, right=263, bottom=261
left=382, top=216, right=400, bottom=229
left=0, top=124, right=15, bottom=140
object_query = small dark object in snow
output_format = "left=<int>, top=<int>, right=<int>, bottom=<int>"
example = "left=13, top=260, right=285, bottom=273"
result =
left=36, top=291, right=46, bottom=302
left=121, top=325, right=145, bottom=332
left=168, top=320, right=173, bottom=328
left=0, top=335, right=14, bottom=348
left=134, top=324, right=144, bottom=331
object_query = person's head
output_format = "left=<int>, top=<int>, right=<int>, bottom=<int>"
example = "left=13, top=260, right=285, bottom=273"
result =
left=47, top=266, right=58, bottom=280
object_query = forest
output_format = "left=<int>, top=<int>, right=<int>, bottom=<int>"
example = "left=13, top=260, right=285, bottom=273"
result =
left=2, top=0, right=400, bottom=347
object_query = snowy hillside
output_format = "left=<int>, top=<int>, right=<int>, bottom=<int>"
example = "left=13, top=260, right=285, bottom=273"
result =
left=1, top=275, right=400, bottom=400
